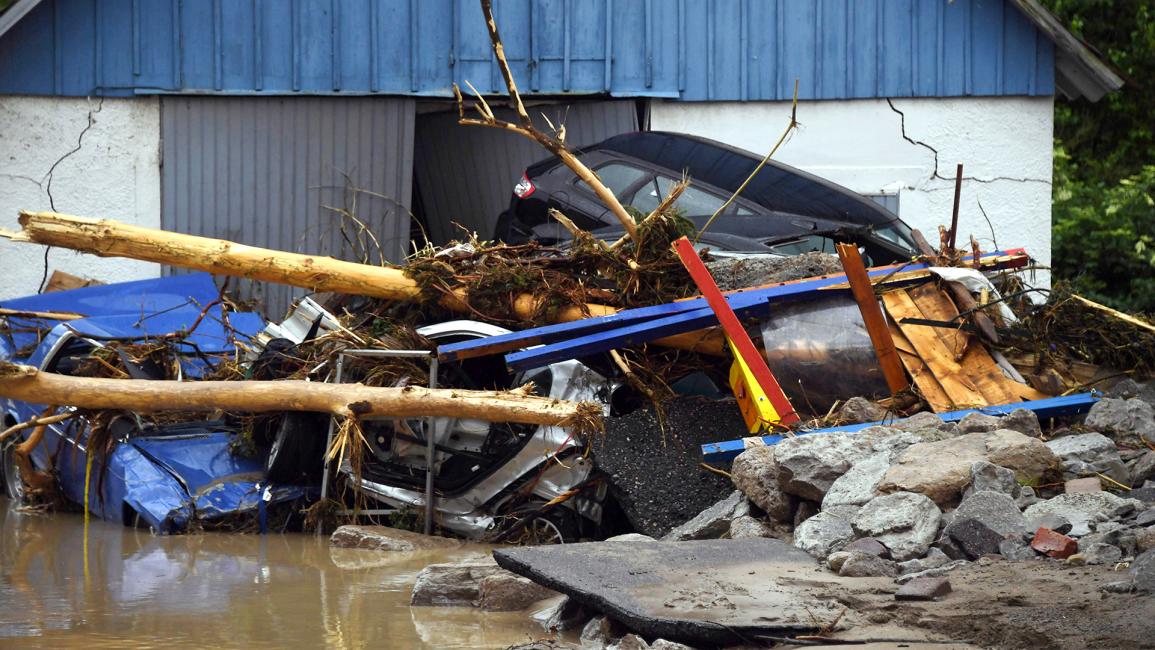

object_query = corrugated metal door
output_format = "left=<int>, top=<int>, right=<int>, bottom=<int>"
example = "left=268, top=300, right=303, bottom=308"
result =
left=414, top=100, right=637, bottom=243
left=161, top=96, right=415, bottom=318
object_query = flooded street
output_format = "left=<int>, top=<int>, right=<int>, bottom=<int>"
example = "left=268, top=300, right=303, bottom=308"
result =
left=0, top=498, right=549, bottom=649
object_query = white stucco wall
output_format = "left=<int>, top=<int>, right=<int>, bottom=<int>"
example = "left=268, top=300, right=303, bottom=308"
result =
left=0, top=96, right=162, bottom=300
left=651, top=97, right=1054, bottom=284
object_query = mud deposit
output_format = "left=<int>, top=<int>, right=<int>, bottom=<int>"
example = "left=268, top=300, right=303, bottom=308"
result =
left=597, top=397, right=747, bottom=537
left=0, top=498, right=543, bottom=649
left=817, top=558, right=1155, bottom=650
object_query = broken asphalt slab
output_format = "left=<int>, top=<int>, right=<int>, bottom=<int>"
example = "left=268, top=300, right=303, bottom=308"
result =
left=493, top=538, right=848, bottom=646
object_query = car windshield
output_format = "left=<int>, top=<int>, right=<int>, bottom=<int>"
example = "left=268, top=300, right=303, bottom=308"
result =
left=871, top=220, right=918, bottom=252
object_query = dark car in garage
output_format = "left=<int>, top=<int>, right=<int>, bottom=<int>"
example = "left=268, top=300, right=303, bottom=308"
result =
left=495, top=131, right=919, bottom=265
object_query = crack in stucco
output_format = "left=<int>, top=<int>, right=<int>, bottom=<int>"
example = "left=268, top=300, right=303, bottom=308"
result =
left=31, top=97, right=105, bottom=291
left=886, top=98, right=1051, bottom=187
left=43, top=97, right=105, bottom=211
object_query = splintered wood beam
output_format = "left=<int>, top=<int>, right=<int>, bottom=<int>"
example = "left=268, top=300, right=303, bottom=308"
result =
left=0, top=362, right=594, bottom=427
left=835, top=243, right=910, bottom=395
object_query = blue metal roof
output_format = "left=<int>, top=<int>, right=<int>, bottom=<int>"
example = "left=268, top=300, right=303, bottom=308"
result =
left=0, top=0, right=1054, bottom=100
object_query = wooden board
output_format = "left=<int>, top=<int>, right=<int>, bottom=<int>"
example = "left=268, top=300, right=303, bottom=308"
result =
left=884, top=284, right=1053, bottom=413
left=888, top=320, right=953, bottom=412
left=905, top=283, right=1020, bottom=407
left=883, top=288, right=989, bottom=410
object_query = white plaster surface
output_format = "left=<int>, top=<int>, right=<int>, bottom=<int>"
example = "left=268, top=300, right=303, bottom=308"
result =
left=0, top=96, right=162, bottom=300
left=651, top=97, right=1054, bottom=286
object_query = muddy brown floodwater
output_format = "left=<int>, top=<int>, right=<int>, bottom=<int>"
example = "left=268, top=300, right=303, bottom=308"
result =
left=0, top=498, right=548, bottom=649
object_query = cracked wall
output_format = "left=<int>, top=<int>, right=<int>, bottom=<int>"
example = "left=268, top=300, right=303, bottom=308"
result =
left=651, top=96, right=1054, bottom=287
left=0, top=96, right=162, bottom=299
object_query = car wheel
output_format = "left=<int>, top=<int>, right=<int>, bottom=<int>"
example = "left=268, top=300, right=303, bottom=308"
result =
left=265, top=412, right=330, bottom=485
left=2, top=442, right=26, bottom=503
left=507, top=502, right=581, bottom=545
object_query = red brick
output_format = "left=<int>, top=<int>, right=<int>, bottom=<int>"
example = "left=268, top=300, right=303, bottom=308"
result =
left=1031, top=527, right=1079, bottom=559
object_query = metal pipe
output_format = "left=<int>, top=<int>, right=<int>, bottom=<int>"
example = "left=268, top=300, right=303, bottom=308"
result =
left=424, top=356, right=438, bottom=535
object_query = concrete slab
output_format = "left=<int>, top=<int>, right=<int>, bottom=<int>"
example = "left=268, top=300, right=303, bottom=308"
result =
left=493, top=538, right=843, bottom=646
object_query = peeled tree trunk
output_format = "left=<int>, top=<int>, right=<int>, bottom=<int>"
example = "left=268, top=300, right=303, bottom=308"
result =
left=0, top=362, right=598, bottom=428
left=6, top=211, right=724, bottom=355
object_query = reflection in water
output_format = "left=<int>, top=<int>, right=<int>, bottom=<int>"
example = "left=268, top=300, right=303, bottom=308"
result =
left=0, top=498, right=548, bottom=649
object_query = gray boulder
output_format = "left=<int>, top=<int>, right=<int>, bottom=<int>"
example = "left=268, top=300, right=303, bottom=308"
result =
left=580, top=616, right=626, bottom=649
left=964, top=461, right=1021, bottom=499
left=1000, top=409, right=1043, bottom=438
left=330, top=524, right=462, bottom=551
left=894, top=559, right=969, bottom=584
left=477, top=572, right=559, bottom=611
left=1085, top=398, right=1155, bottom=443
left=998, top=538, right=1038, bottom=561
left=897, top=547, right=951, bottom=575
left=845, top=537, right=891, bottom=559
left=1067, top=543, right=1123, bottom=566
left=728, top=515, right=776, bottom=540
left=1079, top=526, right=1139, bottom=557
left=1106, top=378, right=1145, bottom=399
left=730, top=447, right=796, bottom=522
left=838, top=551, right=897, bottom=577
left=952, top=491, right=1028, bottom=537
left=794, top=510, right=855, bottom=559
left=852, top=492, right=942, bottom=561
left=1022, top=492, right=1145, bottom=537
left=662, top=490, right=751, bottom=541
left=411, top=556, right=508, bottom=606
left=1138, top=508, right=1155, bottom=526
left=878, top=429, right=1058, bottom=505
left=1130, top=451, right=1155, bottom=486
left=1016, top=485, right=1041, bottom=510
left=822, top=453, right=891, bottom=509
left=1133, top=548, right=1155, bottom=593
left=942, top=519, right=1004, bottom=560
left=1045, top=432, right=1129, bottom=485
left=773, top=427, right=918, bottom=501
left=957, top=413, right=1002, bottom=434
left=901, top=411, right=955, bottom=433
left=836, top=397, right=888, bottom=424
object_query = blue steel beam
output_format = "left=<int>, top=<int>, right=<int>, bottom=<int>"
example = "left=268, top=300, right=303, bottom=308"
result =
left=441, top=250, right=1025, bottom=363
left=700, top=392, right=1102, bottom=463
left=502, top=250, right=1028, bottom=371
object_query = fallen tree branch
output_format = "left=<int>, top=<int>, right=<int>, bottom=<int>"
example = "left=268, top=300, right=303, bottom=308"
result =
left=697, top=80, right=800, bottom=240
left=455, top=0, right=637, bottom=242
left=0, top=361, right=597, bottom=427
left=6, top=211, right=726, bottom=356
left=0, top=411, right=76, bottom=446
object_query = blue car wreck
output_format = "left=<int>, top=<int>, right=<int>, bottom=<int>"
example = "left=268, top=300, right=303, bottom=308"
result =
left=0, top=274, right=311, bottom=533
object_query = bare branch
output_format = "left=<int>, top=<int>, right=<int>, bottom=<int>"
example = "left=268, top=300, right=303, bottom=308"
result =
left=455, top=0, right=638, bottom=242
left=697, top=79, right=800, bottom=241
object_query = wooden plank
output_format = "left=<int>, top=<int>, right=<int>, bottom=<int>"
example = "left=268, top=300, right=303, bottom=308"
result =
left=672, top=237, right=800, bottom=426
left=883, top=288, right=989, bottom=409
left=904, top=282, right=969, bottom=360
left=888, top=320, right=953, bottom=412
left=836, top=243, right=910, bottom=395
left=904, top=283, right=1021, bottom=406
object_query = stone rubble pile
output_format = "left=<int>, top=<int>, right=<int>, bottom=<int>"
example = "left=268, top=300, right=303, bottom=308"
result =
left=698, top=390, right=1155, bottom=590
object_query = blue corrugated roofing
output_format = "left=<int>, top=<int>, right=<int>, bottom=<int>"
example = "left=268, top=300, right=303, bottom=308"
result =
left=0, top=0, right=1054, bottom=100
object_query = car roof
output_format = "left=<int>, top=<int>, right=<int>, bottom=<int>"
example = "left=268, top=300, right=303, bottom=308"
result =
left=546, top=131, right=902, bottom=229
left=0, top=273, right=264, bottom=364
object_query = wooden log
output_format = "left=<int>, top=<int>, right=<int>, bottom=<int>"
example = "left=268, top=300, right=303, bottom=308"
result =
left=8, top=211, right=724, bottom=355
left=0, top=362, right=594, bottom=426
